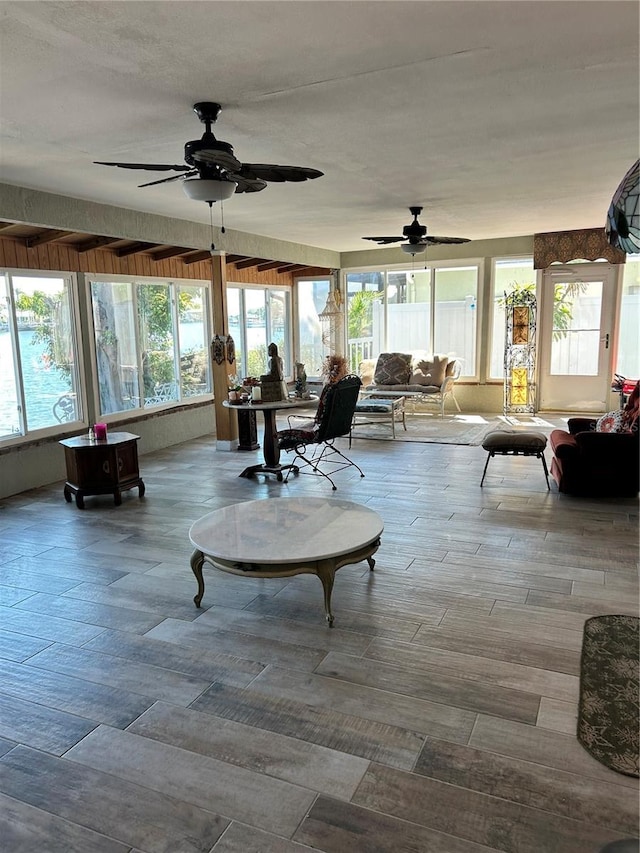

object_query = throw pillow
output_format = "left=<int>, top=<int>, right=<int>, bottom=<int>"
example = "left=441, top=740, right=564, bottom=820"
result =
left=358, top=359, right=376, bottom=387
left=374, top=352, right=412, bottom=385
left=596, top=410, right=629, bottom=433
left=410, top=370, right=432, bottom=386
left=413, top=355, right=448, bottom=387
left=429, top=355, right=449, bottom=386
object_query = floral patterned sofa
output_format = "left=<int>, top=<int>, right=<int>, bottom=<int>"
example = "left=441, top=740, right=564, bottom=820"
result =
left=358, top=352, right=461, bottom=417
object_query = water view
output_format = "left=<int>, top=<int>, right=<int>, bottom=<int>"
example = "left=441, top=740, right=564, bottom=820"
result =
left=0, top=329, right=72, bottom=434
left=0, top=323, right=209, bottom=436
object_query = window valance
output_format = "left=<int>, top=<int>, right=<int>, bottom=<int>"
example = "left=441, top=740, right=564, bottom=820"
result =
left=533, top=228, right=626, bottom=269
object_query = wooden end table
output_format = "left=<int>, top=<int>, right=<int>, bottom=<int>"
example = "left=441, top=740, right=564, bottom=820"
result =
left=59, top=431, right=145, bottom=509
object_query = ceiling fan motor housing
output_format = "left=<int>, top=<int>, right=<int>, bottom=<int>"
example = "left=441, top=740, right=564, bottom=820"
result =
left=403, top=206, right=427, bottom=241
left=184, top=137, right=239, bottom=169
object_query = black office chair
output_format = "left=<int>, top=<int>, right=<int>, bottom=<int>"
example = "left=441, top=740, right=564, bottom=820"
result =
left=278, top=374, right=365, bottom=490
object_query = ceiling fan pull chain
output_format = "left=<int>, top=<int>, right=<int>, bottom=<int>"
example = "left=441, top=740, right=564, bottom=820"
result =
left=220, top=199, right=226, bottom=234
left=208, top=202, right=216, bottom=253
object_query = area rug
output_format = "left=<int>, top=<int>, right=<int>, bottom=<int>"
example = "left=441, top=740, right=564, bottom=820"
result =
left=349, top=414, right=570, bottom=446
left=577, top=614, right=639, bottom=777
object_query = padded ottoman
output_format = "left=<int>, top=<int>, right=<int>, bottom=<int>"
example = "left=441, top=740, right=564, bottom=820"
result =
left=480, top=430, right=550, bottom=490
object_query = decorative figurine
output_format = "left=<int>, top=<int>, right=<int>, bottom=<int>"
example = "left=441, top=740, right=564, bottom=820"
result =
left=260, top=342, right=288, bottom=401
left=264, top=342, right=284, bottom=380
left=294, top=362, right=310, bottom=399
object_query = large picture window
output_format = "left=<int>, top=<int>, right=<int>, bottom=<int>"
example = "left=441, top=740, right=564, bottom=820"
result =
left=227, top=284, right=292, bottom=380
left=489, top=258, right=535, bottom=379
left=89, top=276, right=211, bottom=416
left=296, top=278, right=330, bottom=378
left=346, top=264, right=479, bottom=377
left=1, top=271, right=81, bottom=442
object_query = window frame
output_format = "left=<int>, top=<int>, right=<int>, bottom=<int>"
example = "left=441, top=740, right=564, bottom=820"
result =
left=342, top=259, right=482, bottom=380
left=488, top=255, right=537, bottom=382
left=86, top=272, right=214, bottom=423
left=294, top=276, right=332, bottom=380
left=0, top=268, right=86, bottom=447
left=227, top=281, right=293, bottom=380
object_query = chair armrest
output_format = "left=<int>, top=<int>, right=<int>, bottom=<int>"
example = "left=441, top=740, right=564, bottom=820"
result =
left=549, top=430, right=579, bottom=461
left=286, top=414, right=316, bottom=429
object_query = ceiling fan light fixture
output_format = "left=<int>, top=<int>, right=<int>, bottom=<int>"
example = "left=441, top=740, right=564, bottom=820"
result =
left=182, top=178, right=237, bottom=203
left=401, top=242, right=427, bottom=256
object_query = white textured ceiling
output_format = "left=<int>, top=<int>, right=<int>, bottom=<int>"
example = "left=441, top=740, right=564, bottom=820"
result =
left=1, top=0, right=638, bottom=253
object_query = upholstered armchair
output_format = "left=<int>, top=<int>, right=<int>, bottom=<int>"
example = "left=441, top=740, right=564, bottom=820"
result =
left=549, top=418, right=639, bottom=497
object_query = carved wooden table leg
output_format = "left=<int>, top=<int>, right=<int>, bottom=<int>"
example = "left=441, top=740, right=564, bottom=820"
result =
left=190, top=549, right=206, bottom=607
left=315, top=559, right=337, bottom=627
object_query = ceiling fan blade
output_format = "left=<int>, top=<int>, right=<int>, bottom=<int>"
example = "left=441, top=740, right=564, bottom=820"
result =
left=362, top=236, right=404, bottom=244
left=138, top=171, right=197, bottom=188
left=190, top=148, right=242, bottom=173
left=94, top=161, right=191, bottom=172
left=239, top=164, right=324, bottom=183
left=425, top=235, right=471, bottom=244
left=229, top=173, right=268, bottom=194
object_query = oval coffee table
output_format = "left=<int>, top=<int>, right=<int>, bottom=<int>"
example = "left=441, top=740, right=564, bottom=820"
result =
left=189, top=497, right=383, bottom=626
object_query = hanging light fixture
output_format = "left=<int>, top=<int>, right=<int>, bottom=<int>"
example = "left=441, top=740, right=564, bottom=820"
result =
left=401, top=242, right=427, bottom=256
left=606, top=158, right=640, bottom=254
left=183, top=177, right=237, bottom=203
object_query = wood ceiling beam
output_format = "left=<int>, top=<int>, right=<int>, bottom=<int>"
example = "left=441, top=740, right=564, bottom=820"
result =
left=233, top=257, right=263, bottom=270
left=182, top=251, right=212, bottom=264
left=276, top=263, right=309, bottom=273
left=255, top=261, right=284, bottom=271
left=151, top=246, right=192, bottom=261
left=0, top=223, right=21, bottom=234
left=76, top=236, right=121, bottom=253
left=223, top=254, right=245, bottom=265
left=25, top=229, right=70, bottom=248
left=116, top=242, right=159, bottom=258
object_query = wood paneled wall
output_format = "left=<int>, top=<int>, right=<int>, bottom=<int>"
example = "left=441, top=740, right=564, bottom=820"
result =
left=0, top=237, right=328, bottom=286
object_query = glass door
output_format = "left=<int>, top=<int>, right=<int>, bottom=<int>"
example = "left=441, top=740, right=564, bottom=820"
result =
left=538, top=263, right=617, bottom=412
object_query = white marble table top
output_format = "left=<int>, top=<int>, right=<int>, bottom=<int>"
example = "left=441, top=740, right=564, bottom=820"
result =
left=189, top=497, right=383, bottom=565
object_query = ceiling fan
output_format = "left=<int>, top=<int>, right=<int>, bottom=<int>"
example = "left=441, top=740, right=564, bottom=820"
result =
left=363, top=206, right=470, bottom=255
left=94, top=102, right=324, bottom=204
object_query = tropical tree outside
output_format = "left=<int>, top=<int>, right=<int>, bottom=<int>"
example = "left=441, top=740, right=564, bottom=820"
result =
left=16, top=289, right=73, bottom=381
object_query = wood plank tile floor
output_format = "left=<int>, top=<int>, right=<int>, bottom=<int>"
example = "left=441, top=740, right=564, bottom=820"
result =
left=0, top=432, right=638, bottom=852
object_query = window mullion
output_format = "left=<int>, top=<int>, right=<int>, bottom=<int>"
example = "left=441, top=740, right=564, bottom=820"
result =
left=6, top=273, right=27, bottom=435
left=170, top=284, right=181, bottom=400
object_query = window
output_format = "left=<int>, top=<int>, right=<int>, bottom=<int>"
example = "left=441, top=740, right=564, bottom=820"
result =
left=346, top=272, right=384, bottom=372
left=433, top=266, right=478, bottom=374
left=0, top=272, right=81, bottom=442
left=617, top=255, right=640, bottom=378
left=387, top=270, right=431, bottom=354
left=346, top=264, right=480, bottom=377
left=227, top=284, right=292, bottom=380
left=178, top=284, right=211, bottom=398
left=549, top=279, right=602, bottom=376
left=489, top=258, right=535, bottom=379
left=89, top=276, right=211, bottom=417
left=296, top=278, right=330, bottom=377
